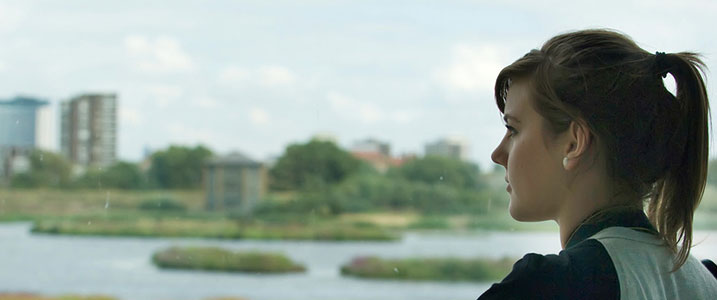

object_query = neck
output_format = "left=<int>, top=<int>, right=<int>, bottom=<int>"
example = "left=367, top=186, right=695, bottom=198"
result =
left=555, top=172, right=614, bottom=248
left=557, top=202, right=600, bottom=249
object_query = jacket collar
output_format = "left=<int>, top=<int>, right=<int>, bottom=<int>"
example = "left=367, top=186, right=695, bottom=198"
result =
left=565, top=206, right=658, bottom=249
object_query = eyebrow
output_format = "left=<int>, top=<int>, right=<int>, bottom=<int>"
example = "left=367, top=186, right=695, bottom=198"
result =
left=503, top=114, right=521, bottom=124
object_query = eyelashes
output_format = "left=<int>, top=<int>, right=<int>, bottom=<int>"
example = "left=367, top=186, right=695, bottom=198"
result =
left=505, top=124, right=517, bottom=137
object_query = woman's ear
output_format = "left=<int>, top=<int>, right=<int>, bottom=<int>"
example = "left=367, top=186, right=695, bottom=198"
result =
left=563, top=120, right=592, bottom=171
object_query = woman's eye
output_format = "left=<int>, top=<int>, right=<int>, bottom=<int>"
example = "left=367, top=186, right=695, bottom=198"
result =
left=505, top=125, right=517, bottom=137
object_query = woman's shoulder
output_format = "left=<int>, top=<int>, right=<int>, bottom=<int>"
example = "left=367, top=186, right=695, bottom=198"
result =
left=477, top=239, right=618, bottom=300
left=589, top=227, right=717, bottom=299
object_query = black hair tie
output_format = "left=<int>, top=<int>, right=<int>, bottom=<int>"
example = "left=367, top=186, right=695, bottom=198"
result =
left=655, top=51, right=669, bottom=78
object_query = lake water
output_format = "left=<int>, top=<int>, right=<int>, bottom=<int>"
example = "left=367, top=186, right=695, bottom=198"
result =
left=1, top=222, right=716, bottom=300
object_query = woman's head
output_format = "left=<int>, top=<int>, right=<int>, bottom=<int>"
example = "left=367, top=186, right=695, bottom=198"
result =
left=492, top=29, right=710, bottom=268
left=491, top=76, right=573, bottom=222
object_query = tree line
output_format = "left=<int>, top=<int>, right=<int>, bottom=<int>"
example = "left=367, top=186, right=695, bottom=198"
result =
left=263, top=139, right=505, bottom=215
left=9, top=145, right=212, bottom=189
left=14, top=139, right=717, bottom=215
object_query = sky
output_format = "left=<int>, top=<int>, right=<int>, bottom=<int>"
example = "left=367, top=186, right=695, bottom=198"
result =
left=1, top=0, right=716, bottom=170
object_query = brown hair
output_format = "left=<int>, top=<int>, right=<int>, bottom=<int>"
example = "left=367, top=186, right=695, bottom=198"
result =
left=494, top=29, right=710, bottom=269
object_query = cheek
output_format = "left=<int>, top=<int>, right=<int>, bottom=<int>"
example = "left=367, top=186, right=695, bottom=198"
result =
left=506, top=140, right=533, bottom=187
left=506, top=138, right=559, bottom=221
left=507, top=146, right=534, bottom=200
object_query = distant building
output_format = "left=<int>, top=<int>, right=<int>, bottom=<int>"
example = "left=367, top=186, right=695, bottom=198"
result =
left=351, top=151, right=409, bottom=173
left=311, top=132, right=338, bottom=144
left=424, top=137, right=469, bottom=160
left=60, top=93, right=117, bottom=170
left=263, top=154, right=279, bottom=169
left=138, top=145, right=153, bottom=172
left=351, top=138, right=391, bottom=157
left=349, top=138, right=411, bottom=173
left=0, top=96, right=51, bottom=149
left=204, top=152, right=267, bottom=215
left=0, top=96, right=51, bottom=178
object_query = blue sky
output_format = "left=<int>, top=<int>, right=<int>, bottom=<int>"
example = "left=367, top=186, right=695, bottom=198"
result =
left=1, top=0, right=715, bottom=169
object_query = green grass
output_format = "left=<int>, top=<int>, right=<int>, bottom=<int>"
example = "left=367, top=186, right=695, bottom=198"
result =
left=340, top=256, right=515, bottom=282
left=31, top=218, right=242, bottom=238
left=1, top=189, right=393, bottom=241
left=407, top=216, right=451, bottom=229
left=6, top=188, right=717, bottom=242
left=0, top=188, right=204, bottom=220
left=138, top=197, right=188, bottom=212
left=152, top=246, right=305, bottom=273
left=0, top=293, right=117, bottom=300
left=30, top=217, right=397, bottom=241
left=0, top=293, right=251, bottom=300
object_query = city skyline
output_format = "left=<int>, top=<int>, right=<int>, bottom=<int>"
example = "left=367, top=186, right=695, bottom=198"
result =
left=0, top=94, right=470, bottom=165
left=1, top=1, right=716, bottom=170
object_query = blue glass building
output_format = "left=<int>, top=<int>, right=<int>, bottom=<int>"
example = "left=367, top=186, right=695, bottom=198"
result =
left=0, top=96, right=49, bottom=148
left=0, top=96, right=50, bottom=178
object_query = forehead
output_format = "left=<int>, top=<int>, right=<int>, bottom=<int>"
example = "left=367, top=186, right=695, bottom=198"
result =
left=504, top=79, right=533, bottom=118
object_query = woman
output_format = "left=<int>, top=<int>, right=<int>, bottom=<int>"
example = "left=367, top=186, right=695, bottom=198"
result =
left=479, top=29, right=717, bottom=299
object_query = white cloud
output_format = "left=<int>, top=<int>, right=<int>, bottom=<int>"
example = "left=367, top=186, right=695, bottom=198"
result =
left=249, top=107, right=270, bottom=125
left=124, top=35, right=194, bottom=73
left=120, top=107, right=144, bottom=126
left=218, top=66, right=250, bottom=84
left=147, top=85, right=183, bottom=108
left=192, top=96, right=218, bottom=109
left=390, top=109, right=422, bottom=124
left=327, top=91, right=419, bottom=125
left=328, top=91, right=383, bottom=124
left=166, top=123, right=220, bottom=146
left=217, top=65, right=295, bottom=87
left=435, top=44, right=509, bottom=93
left=257, top=65, right=295, bottom=86
left=0, top=3, right=26, bottom=33
left=125, top=35, right=150, bottom=54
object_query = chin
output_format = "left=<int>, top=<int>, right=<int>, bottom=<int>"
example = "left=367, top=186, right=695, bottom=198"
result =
left=508, top=201, right=541, bottom=222
left=509, top=207, right=530, bottom=221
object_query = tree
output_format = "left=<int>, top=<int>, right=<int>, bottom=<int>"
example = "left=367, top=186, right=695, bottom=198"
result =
left=147, top=145, right=213, bottom=189
left=269, top=139, right=361, bottom=191
left=75, top=161, right=146, bottom=189
left=10, top=150, right=72, bottom=188
left=103, top=162, right=146, bottom=189
left=388, top=155, right=484, bottom=190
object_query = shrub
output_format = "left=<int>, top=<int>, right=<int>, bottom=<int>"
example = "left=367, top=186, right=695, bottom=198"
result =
left=340, top=256, right=515, bottom=282
left=138, top=197, right=186, bottom=212
left=388, top=155, right=484, bottom=189
left=324, top=175, right=498, bottom=214
left=152, top=247, right=305, bottom=273
left=73, top=162, right=147, bottom=190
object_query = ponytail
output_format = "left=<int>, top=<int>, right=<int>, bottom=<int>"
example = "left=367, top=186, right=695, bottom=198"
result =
left=647, top=52, right=710, bottom=270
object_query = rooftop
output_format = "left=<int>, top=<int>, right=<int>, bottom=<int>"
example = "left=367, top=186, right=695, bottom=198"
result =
left=206, top=151, right=262, bottom=167
left=0, top=96, right=49, bottom=107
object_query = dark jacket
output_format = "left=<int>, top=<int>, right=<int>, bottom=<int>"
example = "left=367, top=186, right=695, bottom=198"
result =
left=477, top=209, right=717, bottom=299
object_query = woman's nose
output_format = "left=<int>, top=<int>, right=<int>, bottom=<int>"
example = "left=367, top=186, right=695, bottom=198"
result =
left=491, top=140, right=507, bottom=167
